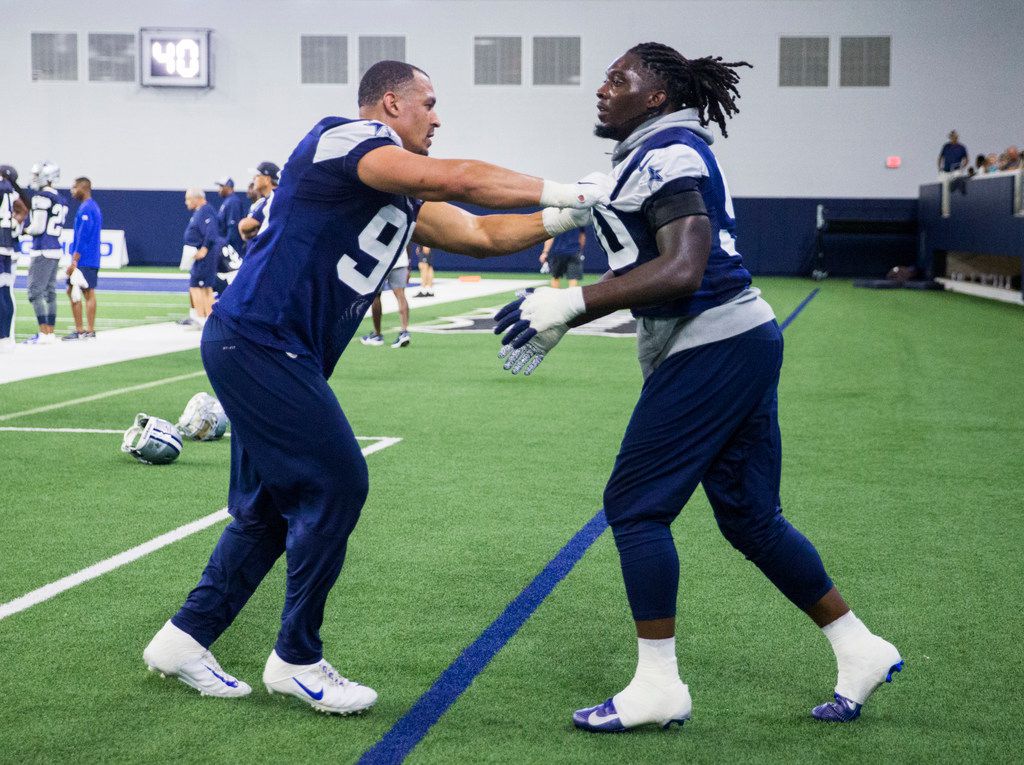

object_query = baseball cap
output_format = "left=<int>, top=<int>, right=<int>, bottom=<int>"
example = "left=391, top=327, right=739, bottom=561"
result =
left=247, top=162, right=281, bottom=184
left=214, top=176, right=235, bottom=188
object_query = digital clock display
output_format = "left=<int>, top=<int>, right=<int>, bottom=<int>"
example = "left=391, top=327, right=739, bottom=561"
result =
left=140, top=28, right=211, bottom=88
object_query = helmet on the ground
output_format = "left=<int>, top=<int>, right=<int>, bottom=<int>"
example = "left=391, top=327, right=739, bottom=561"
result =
left=176, top=392, right=228, bottom=441
left=29, top=161, right=60, bottom=189
left=121, top=413, right=183, bottom=465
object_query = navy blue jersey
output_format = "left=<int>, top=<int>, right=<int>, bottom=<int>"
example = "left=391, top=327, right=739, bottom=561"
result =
left=213, top=117, right=421, bottom=377
left=26, top=188, right=69, bottom=251
left=243, top=196, right=269, bottom=256
left=939, top=142, right=968, bottom=171
left=549, top=228, right=583, bottom=256
left=591, top=127, right=751, bottom=319
left=218, top=194, right=246, bottom=256
left=184, top=203, right=224, bottom=251
left=0, top=180, right=21, bottom=254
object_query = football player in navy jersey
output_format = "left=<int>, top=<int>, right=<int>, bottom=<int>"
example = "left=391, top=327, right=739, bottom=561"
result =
left=0, top=165, right=29, bottom=352
left=23, top=162, right=68, bottom=344
left=495, top=43, right=903, bottom=731
left=144, top=60, right=606, bottom=714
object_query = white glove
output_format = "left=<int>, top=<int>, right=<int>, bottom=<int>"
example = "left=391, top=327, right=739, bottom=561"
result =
left=499, top=325, right=568, bottom=376
left=69, top=268, right=89, bottom=303
left=519, top=286, right=586, bottom=334
left=541, top=206, right=591, bottom=236
left=540, top=171, right=613, bottom=210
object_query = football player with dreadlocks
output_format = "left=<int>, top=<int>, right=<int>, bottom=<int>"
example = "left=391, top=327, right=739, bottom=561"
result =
left=495, top=42, right=903, bottom=731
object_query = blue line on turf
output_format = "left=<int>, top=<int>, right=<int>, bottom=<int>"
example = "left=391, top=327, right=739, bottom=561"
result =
left=357, top=288, right=820, bottom=765
left=779, top=287, right=820, bottom=331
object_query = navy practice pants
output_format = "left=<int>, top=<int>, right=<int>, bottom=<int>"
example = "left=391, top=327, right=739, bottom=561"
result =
left=604, top=320, right=833, bottom=622
left=172, top=314, right=369, bottom=664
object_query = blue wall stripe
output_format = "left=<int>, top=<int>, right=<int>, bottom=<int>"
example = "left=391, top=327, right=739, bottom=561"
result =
left=357, top=289, right=820, bottom=765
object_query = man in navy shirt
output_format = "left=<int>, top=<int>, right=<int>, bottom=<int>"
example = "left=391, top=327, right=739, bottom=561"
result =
left=495, top=43, right=903, bottom=732
left=64, top=177, right=102, bottom=340
left=938, top=130, right=968, bottom=173
left=539, top=226, right=586, bottom=288
left=215, top=177, right=246, bottom=259
left=0, top=165, right=28, bottom=352
left=143, top=60, right=606, bottom=714
left=238, top=162, right=279, bottom=256
left=182, top=188, right=223, bottom=328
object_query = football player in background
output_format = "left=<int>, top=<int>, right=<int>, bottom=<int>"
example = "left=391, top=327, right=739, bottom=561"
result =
left=237, top=161, right=279, bottom=255
left=143, top=60, right=605, bottom=715
left=22, top=161, right=68, bottom=344
left=495, top=43, right=903, bottom=731
left=181, top=188, right=223, bottom=329
left=412, top=242, right=434, bottom=297
left=0, top=165, right=29, bottom=352
left=63, top=177, right=102, bottom=340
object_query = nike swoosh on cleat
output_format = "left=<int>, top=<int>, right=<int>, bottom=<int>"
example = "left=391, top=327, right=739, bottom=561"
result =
left=293, top=677, right=324, bottom=701
left=204, top=665, right=239, bottom=688
left=588, top=709, right=619, bottom=726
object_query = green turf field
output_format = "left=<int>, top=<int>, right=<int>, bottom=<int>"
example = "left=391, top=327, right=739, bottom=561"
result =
left=1, top=277, right=1021, bottom=763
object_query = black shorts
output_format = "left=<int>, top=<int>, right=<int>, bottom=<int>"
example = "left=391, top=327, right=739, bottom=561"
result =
left=548, top=254, right=583, bottom=280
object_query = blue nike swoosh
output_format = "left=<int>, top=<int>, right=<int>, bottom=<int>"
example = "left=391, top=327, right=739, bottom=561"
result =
left=204, top=664, right=239, bottom=688
left=293, top=677, right=324, bottom=700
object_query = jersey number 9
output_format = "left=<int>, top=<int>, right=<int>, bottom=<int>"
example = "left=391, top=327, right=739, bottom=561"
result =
left=336, top=204, right=412, bottom=295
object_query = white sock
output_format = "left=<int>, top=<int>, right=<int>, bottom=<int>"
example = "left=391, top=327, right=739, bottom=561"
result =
left=822, top=611, right=901, bottom=704
left=612, top=637, right=689, bottom=727
left=189, top=308, right=198, bottom=321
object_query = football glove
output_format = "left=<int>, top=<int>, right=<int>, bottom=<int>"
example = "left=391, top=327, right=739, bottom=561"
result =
left=540, top=171, right=612, bottom=210
left=498, top=324, right=567, bottom=376
left=542, top=206, right=592, bottom=236
left=122, top=413, right=183, bottom=465
left=493, top=286, right=585, bottom=349
left=68, top=268, right=89, bottom=303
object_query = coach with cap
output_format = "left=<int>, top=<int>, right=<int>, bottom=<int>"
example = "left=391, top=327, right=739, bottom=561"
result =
left=238, top=162, right=279, bottom=249
left=215, top=176, right=246, bottom=259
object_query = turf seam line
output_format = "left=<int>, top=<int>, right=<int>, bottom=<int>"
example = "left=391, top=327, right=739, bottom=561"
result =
left=0, top=371, right=207, bottom=422
left=0, top=437, right=401, bottom=622
left=357, top=288, right=820, bottom=765
left=778, top=287, right=820, bottom=331
left=357, top=511, right=610, bottom=765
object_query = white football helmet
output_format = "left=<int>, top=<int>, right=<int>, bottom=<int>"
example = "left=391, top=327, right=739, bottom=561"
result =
left=122, top=413, right=183, bottom=465
left=29, top=161, right=60, bottom=190
left=176, top=392, right=229, bottom=441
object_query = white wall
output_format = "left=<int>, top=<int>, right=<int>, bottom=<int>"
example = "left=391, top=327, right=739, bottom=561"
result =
left=2, top=0, right=1021, bottom=197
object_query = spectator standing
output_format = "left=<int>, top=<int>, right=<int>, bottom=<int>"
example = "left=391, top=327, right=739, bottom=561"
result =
left=215, top=177, right=246, bottom=259
left=539, top=226, right=586, bottom=289
left=412, top=242, right=434, bottom=297
left=182, top=187, right=223, bottom=329
left=999, top=146, right=1021, bottom=171
left=937, top=130, right=968, bottom=175
left=63, top=177, right=102, bottom=340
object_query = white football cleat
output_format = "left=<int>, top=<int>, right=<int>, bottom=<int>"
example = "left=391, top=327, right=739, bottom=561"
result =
left=263, top=649, right=377, bottom=715
left=143, top=620, right=251, bottom=698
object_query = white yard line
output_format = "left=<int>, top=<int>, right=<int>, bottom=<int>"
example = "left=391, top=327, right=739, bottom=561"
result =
left=0, top=370, right=207, bottom=422
left=0, top=436, right=402, bottom=622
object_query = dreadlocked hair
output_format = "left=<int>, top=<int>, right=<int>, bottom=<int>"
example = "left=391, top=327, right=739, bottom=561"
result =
left=628, top=42, right=752, bottom=137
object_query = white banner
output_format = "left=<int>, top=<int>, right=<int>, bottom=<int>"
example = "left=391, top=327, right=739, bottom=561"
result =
left=16, top=229, right=129, bottom=269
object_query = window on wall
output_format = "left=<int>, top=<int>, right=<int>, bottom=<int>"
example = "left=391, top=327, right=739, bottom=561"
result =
left=533, top=36, right=580, bottom=85
left=778, top=37, right=828, bottom=87
left=475, top=36, right=521, bottom=85
left=301, top=35, right=348, bottom=84
left=88, top=33, right=135, bottom=82
left=359, top=36, right=406, bottom=79
left=840, top=36, right=891, bottom=86
left=31, top=32, right=78, bottom=81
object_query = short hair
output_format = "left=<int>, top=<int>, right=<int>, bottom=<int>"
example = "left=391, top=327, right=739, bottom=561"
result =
left=185, top=186, right=206, bottom=200
left=358, top=60, right=428, bottom=107
left=74, top=177, right=91, bottom=189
